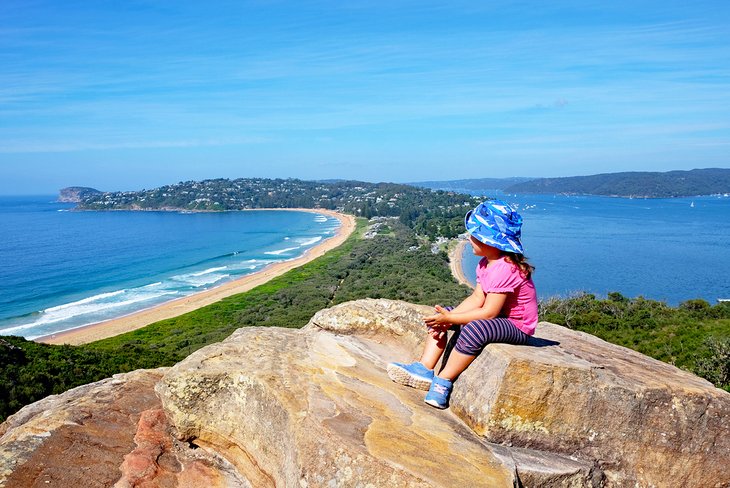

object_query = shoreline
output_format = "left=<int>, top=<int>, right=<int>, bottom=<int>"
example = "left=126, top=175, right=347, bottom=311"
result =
left=449, top=239, right=473, bottom=288
left=37, top=208, right=356, bottom=346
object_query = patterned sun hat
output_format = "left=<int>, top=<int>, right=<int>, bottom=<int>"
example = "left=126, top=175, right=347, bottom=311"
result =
left=464, top=200, right=524, bottom=254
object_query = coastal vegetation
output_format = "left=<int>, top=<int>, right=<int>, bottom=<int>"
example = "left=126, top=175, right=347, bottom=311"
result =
left=541, top=293, right=730, bottom=390
left=0, top=337, right=175, bottom=419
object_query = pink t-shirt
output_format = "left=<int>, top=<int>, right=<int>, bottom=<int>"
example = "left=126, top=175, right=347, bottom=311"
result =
left=475, top=256, right=538, bottom=335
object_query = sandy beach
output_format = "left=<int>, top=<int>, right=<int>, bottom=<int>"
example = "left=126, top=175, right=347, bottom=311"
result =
left=38, top=209, right=356, bottom=345
left=449, top=239, right=474, bottom=288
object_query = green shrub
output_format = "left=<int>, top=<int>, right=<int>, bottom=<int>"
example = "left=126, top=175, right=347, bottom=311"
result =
left=692, top=337, right=730, bottom=390
left=540, top=292, right=730, bottom=390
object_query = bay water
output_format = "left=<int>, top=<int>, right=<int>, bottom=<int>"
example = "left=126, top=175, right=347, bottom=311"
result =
left=0, top=196, right=340, bottom=339
left=460, top=192, right=730, bottom=305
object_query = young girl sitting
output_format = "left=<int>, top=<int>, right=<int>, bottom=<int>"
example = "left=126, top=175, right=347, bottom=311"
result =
left=387, top=200, right=538, bottom=409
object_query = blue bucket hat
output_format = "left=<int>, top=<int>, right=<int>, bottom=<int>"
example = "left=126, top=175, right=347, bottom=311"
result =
left=465, top=200, right=524, bottom=254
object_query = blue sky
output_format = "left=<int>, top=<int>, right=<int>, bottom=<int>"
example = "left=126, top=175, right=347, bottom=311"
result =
left=1, top=1, right=729, bottom=194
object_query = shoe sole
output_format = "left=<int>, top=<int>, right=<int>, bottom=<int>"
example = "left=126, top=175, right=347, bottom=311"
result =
left=424, top=398, right=448, bottom=409
left=387, top=364, right=433, bottom=390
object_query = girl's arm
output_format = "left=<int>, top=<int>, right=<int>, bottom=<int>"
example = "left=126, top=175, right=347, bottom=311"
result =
left=425, top=292, right=507, bottom=327
left=448, top=284, right=486, bottom=313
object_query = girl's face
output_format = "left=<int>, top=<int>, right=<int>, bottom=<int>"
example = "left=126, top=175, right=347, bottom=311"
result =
left=468, top=235, right=502, bottom=259
left=468, top=235, right=488, bottom=255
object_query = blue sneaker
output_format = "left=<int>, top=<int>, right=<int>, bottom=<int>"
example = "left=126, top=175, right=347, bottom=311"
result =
left=386, top=361, right=434, bottom=390
left=424, top=376, right=453, bottom=409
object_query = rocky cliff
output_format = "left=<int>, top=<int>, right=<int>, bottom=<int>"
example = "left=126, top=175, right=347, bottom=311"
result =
left=57, top=187, right=102, bottom=203
left=2, top=299, right=729, bottom=487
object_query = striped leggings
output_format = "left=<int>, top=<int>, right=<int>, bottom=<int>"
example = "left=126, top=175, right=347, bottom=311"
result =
left=443, top=307, right=530, bottom=356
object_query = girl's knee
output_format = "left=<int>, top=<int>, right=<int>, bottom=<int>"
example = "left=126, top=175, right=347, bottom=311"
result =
left=454, top=321, right=485, bottom=356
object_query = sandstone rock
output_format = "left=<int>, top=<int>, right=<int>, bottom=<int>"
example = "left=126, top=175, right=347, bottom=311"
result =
left=0, top=369, right=245, bottom=488
left=4, top=298, right=728, bottom=487
left=310, top=299, right=730, bottom=487
left=0, top=369, right=164, bottom=488
left=449, top=323, right=730, bottom=488
left=305, top=298, right=434, bottom=353
left=157, top=328, right=512, bottom=486
left=158, top=299, right=600, bottom=487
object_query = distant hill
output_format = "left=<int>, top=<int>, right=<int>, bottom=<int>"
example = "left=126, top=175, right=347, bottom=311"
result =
left=504, top=168, right=730, bottom=198
left=415, top=169, right=730, bottom=198
left=410, top=177, right=533, bottom=191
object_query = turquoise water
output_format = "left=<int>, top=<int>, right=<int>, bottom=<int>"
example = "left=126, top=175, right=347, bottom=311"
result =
left=0, top=196, right=340, bottom=339
left=460, top=193, right=730, bottom=305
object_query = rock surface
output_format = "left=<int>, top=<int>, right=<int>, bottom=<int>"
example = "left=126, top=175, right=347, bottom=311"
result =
left=0, top=369, right=245, bottom=488
left=449, top=322, right=730, bottom=488
left=2, top=299, right=729, bottom=487
left=158, top=330, right=516, bottom=487
left=304, top=299, right=730, bottom=487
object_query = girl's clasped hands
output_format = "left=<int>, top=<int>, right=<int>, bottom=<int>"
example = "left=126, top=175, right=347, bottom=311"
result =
left=424, top=304, right=452, bottom=339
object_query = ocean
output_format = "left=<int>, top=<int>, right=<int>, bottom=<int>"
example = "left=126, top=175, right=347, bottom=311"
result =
left=460, top=192, right=730, bottom=305
left=0, top=196, right=340, bottom=339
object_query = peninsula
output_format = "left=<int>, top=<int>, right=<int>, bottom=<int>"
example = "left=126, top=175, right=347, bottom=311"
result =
left=62, top=177, right=483, bottom=240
